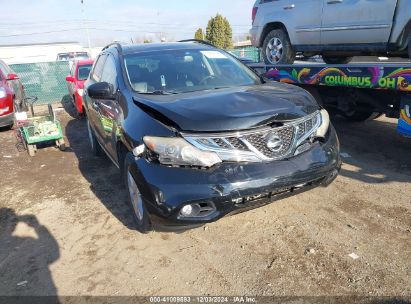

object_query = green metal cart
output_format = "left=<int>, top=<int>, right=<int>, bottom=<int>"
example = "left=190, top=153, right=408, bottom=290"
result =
left=18, top=99, right=65, bottom=157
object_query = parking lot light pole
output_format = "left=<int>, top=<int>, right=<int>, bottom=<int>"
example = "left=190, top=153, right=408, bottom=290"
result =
left=81, top=0, right=92, bottom=56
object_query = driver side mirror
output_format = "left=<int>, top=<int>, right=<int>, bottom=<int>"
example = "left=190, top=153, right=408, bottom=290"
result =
left=7, top=73, right=19, bottom=80
left=87, top=82, right=115, bottom=100
left=65, top=75, right=75, bottom=82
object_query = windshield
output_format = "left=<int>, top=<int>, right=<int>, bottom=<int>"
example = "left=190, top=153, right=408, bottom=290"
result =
left=77, top=64, right=93, bottom=81
left=124, top=49, right=260, bottom=94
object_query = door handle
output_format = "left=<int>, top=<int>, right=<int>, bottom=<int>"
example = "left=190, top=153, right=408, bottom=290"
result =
left=283, top=4, right=295, bottom=10
left=92, top=101, right=100, bottom=109
left=327, top=0, right=343, bottom=4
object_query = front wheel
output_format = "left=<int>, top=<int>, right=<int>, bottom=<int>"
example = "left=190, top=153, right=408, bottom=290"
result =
left=262, top=29, right=295, bottom=65
left=322, top=56, right=353, bottom=65
left=124, top=153, right=152, bottom=233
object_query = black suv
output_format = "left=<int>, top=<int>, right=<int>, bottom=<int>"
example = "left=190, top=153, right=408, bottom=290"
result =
left=84, top=41, right=341, bottom=232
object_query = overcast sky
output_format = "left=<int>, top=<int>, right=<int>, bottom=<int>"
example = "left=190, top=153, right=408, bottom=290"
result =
left=0, top=0, right=256, bottom=46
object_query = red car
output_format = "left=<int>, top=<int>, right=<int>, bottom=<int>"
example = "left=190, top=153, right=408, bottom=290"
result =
left=65, top=59, right=94, bottom=115
left=0, top=59, right=26, bottom=128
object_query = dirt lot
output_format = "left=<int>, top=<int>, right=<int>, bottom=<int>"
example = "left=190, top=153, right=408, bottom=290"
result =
left=0, top=105, right=410, bottom=297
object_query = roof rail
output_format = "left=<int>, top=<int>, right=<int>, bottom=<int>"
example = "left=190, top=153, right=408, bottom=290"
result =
left=102, top=42, right=123, bottom=53
left=178, top=39, right=215, bottom=47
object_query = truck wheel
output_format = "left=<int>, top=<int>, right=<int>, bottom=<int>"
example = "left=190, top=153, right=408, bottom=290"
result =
left=86, top=118, right=102, bottom=156
left=322, top=56, right=353, bottom=64
left=124, top=153, right=152, bottom=233
left=262, top=29, right=295, bottom=65
left=342, top=110, right=382, bottom=122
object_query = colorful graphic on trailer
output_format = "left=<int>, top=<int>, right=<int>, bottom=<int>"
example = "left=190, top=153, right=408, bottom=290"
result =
left=398, top=99, right=411, bottom=137
left=265, top=66, right=411, bottom=92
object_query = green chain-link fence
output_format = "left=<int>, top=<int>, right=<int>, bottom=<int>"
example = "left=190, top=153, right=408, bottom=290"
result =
left=230, top=46, right=261, bottom=63
left=10, top=61, right=71, bottom=104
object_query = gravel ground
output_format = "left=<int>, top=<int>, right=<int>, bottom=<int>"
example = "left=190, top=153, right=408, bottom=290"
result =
left=0, top=106, right=410, bottom=298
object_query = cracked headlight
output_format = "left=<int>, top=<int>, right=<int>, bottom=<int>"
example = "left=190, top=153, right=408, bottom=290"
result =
left=143, top=136, right=222, bottom=168
left=295, top=110, right=330, bottom=156
left=315, top=109, right=330, bottom=138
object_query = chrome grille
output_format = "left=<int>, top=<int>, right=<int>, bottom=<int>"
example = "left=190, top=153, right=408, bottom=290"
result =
left=243, top=126, right=294, bottom=159
left=227, top=137, right=249, bottom=151
left=213, top=138, right=231, bottom=149
left=183, top=111, right=321, bottom=162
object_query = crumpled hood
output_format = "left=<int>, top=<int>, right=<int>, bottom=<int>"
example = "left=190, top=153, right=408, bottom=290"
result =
left=133, top=83, right=319, bottom=132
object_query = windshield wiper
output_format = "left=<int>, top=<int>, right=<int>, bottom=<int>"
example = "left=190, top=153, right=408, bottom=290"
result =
left=137, top=90, right=178, bottom=95
left=211, top=86, right=231, bottom=90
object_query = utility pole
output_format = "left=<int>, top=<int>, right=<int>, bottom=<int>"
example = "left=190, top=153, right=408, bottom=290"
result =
left=158, top=10, right=166, bottom=42
left=81, top=0, right=92, bottom=55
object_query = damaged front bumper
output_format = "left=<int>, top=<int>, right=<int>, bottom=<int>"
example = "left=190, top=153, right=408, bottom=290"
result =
left=130, top=126, right=341, bottom=230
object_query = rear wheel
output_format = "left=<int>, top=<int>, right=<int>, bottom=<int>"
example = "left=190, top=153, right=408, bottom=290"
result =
left=86, top=118, right=102, bottom=156
left=322, top=56, right=353, bottom=64
left=73, top=96, right=85, bottom=118
left=124, top=153, right=152, bottom=233
left=262, top=29, right=295, bottom=65
left=7, top=119, right=15, bottom=130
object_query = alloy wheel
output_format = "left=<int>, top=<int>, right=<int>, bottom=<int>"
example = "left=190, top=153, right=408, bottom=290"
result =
left=127, top=170, right=144, bottom=221
left=266, top=37, right=283, bottom=64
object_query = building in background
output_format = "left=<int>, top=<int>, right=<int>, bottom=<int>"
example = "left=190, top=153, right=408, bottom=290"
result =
left=0, top=42, right=102, bottom=64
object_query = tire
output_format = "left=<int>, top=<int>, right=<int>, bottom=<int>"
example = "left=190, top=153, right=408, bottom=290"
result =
left=78, top=110, right=86, bottom=119
left=124, top=153, right=152, bottom=233
left=322, top=56, right=353, bottom=65
left=262, top=29, right=295, bottom=65
left=86, top=118, right=102, bottom=156
left=342, top=110, right=382, bottom=122
left=7, top=119, right=15, bottom=130
left=73, top=96, right=84, bottom=118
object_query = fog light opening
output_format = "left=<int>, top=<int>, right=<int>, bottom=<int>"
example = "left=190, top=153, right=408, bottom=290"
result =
left=179, top=202, right=216, bottom=218
left=181, top=204, right=194, bottom=217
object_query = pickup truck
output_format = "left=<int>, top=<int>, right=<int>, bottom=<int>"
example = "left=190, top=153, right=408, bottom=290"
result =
left=250, top=0, right=411, bottom=65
